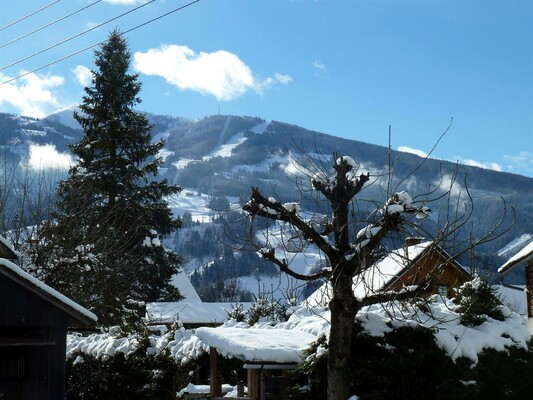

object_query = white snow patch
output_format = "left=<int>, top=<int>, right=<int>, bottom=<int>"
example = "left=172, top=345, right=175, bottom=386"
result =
left=250, top=121, right=269, bottom=134
left=204, top=132, right=247, bottom=160
left=195, top=326, right=317, bottom=363
left=497, top=234, right=533, bottom=258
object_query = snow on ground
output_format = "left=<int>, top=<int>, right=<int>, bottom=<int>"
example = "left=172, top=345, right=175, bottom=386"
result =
left=172, top=158, right=200, bottom=170
left=202, top=119, right=270, bottom=161
left=495, top=285, right=527, bottom=316
left=204, top=132, right=247, bottom=160
left=44, top=104, right=80, bottom=129
left=231, top=153, right=291, bottom=174
left=165, top=189, right=212, bottom=223
left=498, top=233, right=533, bottom=258
left=255, top=222, right=324, bottom=277
left=250, top=120, right=269, bottom=134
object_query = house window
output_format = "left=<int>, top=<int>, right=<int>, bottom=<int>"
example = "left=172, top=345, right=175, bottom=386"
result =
left=437, top=285, right=449, bottom=298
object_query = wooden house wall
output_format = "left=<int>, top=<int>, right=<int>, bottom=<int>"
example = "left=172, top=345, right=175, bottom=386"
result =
left=386, top=250, right=471, bottom=296
left=526, top=262, right=533, bottom=318
left=0, top=275, right=69, bottom=400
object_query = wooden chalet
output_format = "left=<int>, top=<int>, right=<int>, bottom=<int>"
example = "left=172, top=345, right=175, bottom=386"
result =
left=0, top=235, right=97, bottom=400
left=306, top=238, right=472, bottom=307
left=498, top=240, right=533, bottom=333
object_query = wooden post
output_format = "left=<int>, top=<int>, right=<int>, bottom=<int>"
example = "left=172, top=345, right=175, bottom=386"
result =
left=247, top=368, right=260, bottom=399
left=210, top=347, right=222, bottom=398
left=237, top=381, right=244, bottom=397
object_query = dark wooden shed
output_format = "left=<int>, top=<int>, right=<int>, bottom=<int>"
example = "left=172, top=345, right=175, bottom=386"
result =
left=0, top=236, right=97, bottom=400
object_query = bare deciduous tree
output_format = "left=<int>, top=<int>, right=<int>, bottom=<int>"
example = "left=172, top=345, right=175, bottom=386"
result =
left=229, top=149, right=511, bottom=400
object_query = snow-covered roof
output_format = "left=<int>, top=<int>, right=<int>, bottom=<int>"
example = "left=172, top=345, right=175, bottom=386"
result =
left=195, top=326, right=317, bottom=363
left=0, top=258, right=97, bottom=326
left=498, top=240, right=533, bottom=274
left=146, top=301, right=252, bottom=325
left=305, top=241, right=433, bottom=306
left=171, top=272, right=202, bottom=303
left=494, top=285, right=527, bottom=316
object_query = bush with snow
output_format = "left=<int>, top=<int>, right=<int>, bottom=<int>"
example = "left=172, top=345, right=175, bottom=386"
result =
left=65, top=279, right=532, bottom=399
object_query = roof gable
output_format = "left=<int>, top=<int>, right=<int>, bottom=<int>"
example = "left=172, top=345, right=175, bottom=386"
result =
left=0, top=258, right=97, bottom=327
left=305, top=241, right=469, bottom=306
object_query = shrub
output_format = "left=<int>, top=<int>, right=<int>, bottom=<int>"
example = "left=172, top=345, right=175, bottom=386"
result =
left=454, top=277, right=504, bottom=327
left=291, top=321, right=533, bottom=400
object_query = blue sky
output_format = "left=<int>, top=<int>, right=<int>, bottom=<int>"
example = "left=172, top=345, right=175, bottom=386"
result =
left=0, top=0, right=532, bottom=177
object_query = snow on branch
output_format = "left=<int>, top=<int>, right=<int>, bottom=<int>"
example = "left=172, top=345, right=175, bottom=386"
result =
left=383, top=191, right=431, bottom=219
left=310, top=154, right=370, bottom=201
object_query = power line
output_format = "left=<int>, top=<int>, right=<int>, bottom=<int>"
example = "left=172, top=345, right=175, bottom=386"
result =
left=0, top=0, right=156, bottom=73
left=0, top=1, right=104, bottom=50
left=0, top=0, right=62, bottom=32
left=0, top=0, right=201, bottom=87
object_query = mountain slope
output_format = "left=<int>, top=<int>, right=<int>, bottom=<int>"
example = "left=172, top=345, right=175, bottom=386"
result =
left=1, top=109, right=531, bottom=296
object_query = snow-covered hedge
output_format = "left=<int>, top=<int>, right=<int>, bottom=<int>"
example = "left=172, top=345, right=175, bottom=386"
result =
left=66, top=280, right=532, bottom=399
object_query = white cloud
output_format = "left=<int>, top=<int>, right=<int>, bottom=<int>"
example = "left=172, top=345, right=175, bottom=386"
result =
left=455, top=157, right=502, bottom=172
left=313, top=60, right=326, bottom=71
left=85, top=22, right=99, bottom=30
left=274, top=73, right=293, bottom=84
left=133, top=44, right=292, bottom=101
left=398, top=146, right=428, bottom=158
left=73, top=65, right=92, bottom=86
left=436, top=173, right=465, bottom=207
left=504, top=151, right=533, bottom=176
left=312, top=60, right=326, bottom=76
left=0, top=72, right=64, bottom=118
left=27, top=143, right=73, bottom=170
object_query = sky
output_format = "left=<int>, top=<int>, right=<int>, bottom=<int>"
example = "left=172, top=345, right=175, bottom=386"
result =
left=0, top=0, right=532, bottom=177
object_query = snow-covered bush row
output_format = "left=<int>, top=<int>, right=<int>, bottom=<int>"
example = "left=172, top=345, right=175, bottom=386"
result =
left=68, top=295, right=529, bottom=367
left=67, top=325, right=208, bottom=365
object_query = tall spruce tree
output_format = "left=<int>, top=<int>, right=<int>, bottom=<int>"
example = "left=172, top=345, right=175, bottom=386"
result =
left=34, top=30, right=182, bottom=325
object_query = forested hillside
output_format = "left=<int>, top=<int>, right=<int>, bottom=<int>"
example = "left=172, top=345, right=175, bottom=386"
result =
left=1, top=110, right=531, bottom=296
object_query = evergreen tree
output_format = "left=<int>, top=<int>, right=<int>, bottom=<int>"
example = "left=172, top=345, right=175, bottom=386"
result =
left=33, top=30, right=182, bottom=325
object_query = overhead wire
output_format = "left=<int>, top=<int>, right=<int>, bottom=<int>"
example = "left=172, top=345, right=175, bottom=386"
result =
left=0, top=0, right=201, bottom=87
left=0, top=0, right=157, bottom=73
left=0, top=0, right=62, bottom=32
left=0, top=0, right=104, bottom=50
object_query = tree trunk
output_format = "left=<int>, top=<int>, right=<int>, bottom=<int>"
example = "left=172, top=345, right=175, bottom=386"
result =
left=327, top=273, right=357, bottom=400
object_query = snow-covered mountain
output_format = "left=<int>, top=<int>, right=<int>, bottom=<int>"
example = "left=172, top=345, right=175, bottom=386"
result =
left=1, top=108, right=532, bottom=297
